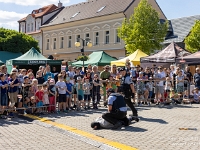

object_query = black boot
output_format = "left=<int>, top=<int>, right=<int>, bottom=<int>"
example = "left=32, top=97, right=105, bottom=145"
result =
left=112, top=121, right=122, bottom=130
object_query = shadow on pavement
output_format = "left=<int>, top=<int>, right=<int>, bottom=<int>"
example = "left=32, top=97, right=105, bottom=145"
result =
left=114, top=126, right=148, bottom=132
left=0, top=115, right=32, bottom=126
left=139, top=116, right=168, bottom=124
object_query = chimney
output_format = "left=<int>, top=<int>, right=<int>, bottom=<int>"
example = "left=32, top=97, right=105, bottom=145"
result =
left=58, top=1, right=63, bottom=8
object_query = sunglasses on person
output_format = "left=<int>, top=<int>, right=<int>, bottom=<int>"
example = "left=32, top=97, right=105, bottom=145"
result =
left=106, top=68, right=109, bottom=70
left=158, top=68, right=162, bottom=70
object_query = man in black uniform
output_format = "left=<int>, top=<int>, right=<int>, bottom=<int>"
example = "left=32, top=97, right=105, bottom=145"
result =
left=119, top=68, right=139, bottom=121
left=102, top=88, right=128, bottom=129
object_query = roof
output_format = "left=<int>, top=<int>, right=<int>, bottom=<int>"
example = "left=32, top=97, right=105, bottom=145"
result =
left=18, top=4, right=58, bottom=22
left=0, top=51, right=22, bottom=63
left=43, top=0, right=134, bottom=27
left=164, top=15, right=200, bottom=44
left=111, top=49, right=148, bottom=66
left=141, top=42, right=191, bottom=63
left=72, top=51, right=117, bottom=67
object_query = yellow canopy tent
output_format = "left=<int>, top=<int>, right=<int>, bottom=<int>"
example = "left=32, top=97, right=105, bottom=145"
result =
left=111, top=49, right=148, bottom=66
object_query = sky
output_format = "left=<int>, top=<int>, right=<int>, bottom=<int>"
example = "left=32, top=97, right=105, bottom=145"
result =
left=0, top=0, right=200, bottom=31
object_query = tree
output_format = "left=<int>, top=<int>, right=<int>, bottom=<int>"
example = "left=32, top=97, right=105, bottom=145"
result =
left=0, top=28, right=39, bottom=53
left=185, top=20, right=200, bottom=53
left=118, top=0, right=168, bottom=55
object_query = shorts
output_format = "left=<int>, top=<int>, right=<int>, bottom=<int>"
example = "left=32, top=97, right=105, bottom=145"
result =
left=9, top=92, right=18, bottom=103
left=66, top=95, right=72, bottom=98
left=59, top=94, right=66, bottom=103
left=1, top=93, right=8, bottom=106
left=149, top=91, right=153, bottom=98
left=78, top=95, right=83, bottom=101
left=176, top=85, right=184, bottom=93
left=74, top=88, right=77, bottom=94
left=84, top=95, right=91, bottom=101
left=165, top=89, right=170, bottom=93
left=36, top=101, right=43, bottom=107
left=155, top=86, right=164, bottom=94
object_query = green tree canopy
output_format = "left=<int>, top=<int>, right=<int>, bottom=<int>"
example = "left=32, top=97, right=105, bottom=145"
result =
left=185, top=20, right=200, bottom=53
left=0, top=28, right=39, bottom=53
left=118, top=0, right=168, bottom=55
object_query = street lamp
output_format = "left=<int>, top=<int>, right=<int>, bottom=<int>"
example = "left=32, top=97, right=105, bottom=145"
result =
left=75, top=38, right=92, bottom=72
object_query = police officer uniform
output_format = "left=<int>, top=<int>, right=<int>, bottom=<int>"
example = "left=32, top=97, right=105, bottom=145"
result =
left=120, top=68, right=138, bottom=117
left=102, top=89, right=127, bottom=129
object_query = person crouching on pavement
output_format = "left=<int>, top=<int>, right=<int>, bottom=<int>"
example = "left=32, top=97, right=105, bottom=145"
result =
left=91, top=116, right=135, bottom=130
left=102, top=88, right=127, bottom=129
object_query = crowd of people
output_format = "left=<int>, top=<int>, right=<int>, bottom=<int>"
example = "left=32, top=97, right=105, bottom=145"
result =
left=0, top=60, right=200, bottom=119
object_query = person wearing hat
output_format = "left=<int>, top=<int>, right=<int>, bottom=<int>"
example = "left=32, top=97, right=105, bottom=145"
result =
left=102, top=88, right=127, bottom=129
left=119, top=67, right=138, bottom=121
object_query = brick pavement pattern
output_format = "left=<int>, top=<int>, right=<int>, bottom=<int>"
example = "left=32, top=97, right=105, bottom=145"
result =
left=45, top=104, right=200, bottom=150
left=0, top=104, right=200, bottom=150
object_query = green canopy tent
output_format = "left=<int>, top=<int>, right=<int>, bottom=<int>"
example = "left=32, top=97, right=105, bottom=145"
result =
left=0, top=60, right=4, bottom=65
left=6, top=47, right=62, bottom=66
left=0, top=51, right=22, bottom=64
left=6, top=47, right=62, bottom=73
left=72, top=51, right=117, bottom=67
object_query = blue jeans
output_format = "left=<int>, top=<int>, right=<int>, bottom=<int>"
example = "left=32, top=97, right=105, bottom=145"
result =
left=1, top=93, right=8, bottom=106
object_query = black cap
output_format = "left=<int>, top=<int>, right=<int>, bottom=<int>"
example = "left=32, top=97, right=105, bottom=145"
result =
left=107, top=88, right=115, bottom=93
left=23, top=76, right=29, bottom=80
left=119, top=67, right=126, bottom=72
left=91, top=122, right=101, bottom=130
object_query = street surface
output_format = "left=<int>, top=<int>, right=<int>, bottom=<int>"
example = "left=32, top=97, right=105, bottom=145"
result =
left=0, top=104, right=200, bottom=150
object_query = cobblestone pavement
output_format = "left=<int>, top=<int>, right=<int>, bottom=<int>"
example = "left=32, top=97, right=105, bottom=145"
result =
left=43, top=104, right=200, bottom=150
left=0, top=117, right=100, bottom=150
left=0, top=104, right=200, bottom=150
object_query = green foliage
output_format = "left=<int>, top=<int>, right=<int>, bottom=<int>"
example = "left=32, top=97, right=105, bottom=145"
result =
left=185, top=20, right=200, bottom=53
left=77, top=55, right=89, bottom=61
left=0, top=28, right=39, bottom=53
left=118, top=0, right=168, bottom=55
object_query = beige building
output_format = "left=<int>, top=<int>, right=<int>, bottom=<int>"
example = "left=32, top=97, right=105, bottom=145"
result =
left=41, top=0, right=166, bottom=61
left=18, top=2, right=64, bottom=50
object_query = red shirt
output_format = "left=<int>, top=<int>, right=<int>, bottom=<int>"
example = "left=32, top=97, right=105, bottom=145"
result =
left=35, top=90, right=44, bottom=102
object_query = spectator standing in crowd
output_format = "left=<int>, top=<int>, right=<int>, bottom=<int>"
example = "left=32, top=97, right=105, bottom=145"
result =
left=48, top=79, right=56, bottom=113
left=83, top=77, right=92, bottom=109
left=76, top=76, right=85, bottom=111
left=35, top=84, right=44, bottom=114
left=66, top=78, right=73, bottom=111
left=43, top=65, right=54, bottom=81
left=0, top=73, right=8, bottom=118
left=36, top=70, right=45, bottom=84
left=100, top=65, right=111, bottom=106
left=92, top=74, right=101, bottom=109
left=193, top=67, right=200, bottom=89
left=91, top=65, right=100, bottom=79
left=55, top=74, right=67, bottom=113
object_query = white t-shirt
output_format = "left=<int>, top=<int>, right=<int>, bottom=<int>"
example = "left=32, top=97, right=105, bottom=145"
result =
left=158, top=71, right=166, bottom=86
left=83, top=83, right=91, bottom=95
left=55, top=81, right=66, bottom=94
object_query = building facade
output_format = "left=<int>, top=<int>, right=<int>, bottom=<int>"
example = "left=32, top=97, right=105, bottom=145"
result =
left=18, top=2, right=64, bottom=51
left=41, top=0, right=166, bottom=61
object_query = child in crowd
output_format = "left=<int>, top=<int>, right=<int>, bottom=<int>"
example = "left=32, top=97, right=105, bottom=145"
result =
left=76, top=76, right=84, bottom=111
left=192, top=87, right=200, bottom=104
left=31, top=79, right=38, bottom=97
left=8, top=72, right=19, bottom=117
left=164, top=77, right=172, bottom=104
left=22, top=76, right=31, bottom=108
left=92, top=74, right=101, bottom=109
left=36, top=70, right=45, bottom=84
left=35, top=84, right=44, bottom=114
left=55, top=74, right=67, bottom=113
left=170, top=89, right=181, bottom=104
left=48, top=79, right=56, bottom=113
left=106, top=76, right=117, bottom=93
left=42, top=84, right=49, bottom=113
left=66, top=78, right=73, bottom=111
left=0, top=74, right=8, bottom=118
left=146, top=77, right=154, bottom=105
left=183, top=90, right=191, bottom=104
left=83, top=78, right=91, bottom=109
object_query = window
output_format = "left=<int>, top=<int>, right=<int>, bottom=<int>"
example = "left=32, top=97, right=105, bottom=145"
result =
left=46, top=39, right=50, bottom=50
left=53, top=38, right=56, bottom=49
left=60, top=37, right=64, bottom=49
left=31, top=23, right=34, bottom=31
left=71, top=12, right=80, bottom=18
left=21, top=24, right=24, bottom=32
left=115, top=29, right=120, bottom=43
left=68, top=36, right=72, bottom=48
left=39, top=9, right=42, bottom=13
left=37, top=22, right=40, bottom=30
left=76, top=35, right=80, bottom=42
left=94, top=32, right=99, bottom=45
left=105, top=31, right=109, bottom=44
left=97, top=6, right=106, bottom=13
left=27, top=24, right=30, bottom=32
left=85, top=33, right=89, bottom=38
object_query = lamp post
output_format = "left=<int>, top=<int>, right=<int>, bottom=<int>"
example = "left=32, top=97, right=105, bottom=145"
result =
left=75, top=38, right=92, bottom=73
